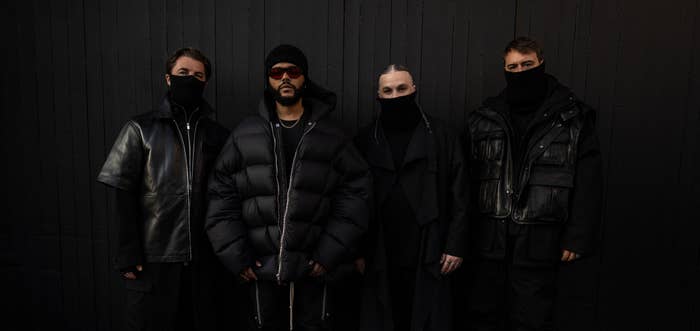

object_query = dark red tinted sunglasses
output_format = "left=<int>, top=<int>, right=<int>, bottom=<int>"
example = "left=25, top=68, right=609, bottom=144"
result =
left=268, top=66, right=303, bottom=79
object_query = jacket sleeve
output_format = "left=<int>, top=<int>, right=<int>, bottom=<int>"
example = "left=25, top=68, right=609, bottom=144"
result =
left=97, top=121, right=144, bottom=192
left=113, top=188, right=144, bottom=270
left=443, top=129, right=469, bottom=258
left=204, top=134, right=254, bottom=275
left=561, top=111, right=603, bottom=256
left=313, top=140, right=372, bottom=271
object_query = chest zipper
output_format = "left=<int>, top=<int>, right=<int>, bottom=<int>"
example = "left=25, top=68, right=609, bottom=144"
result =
left=173, top=108, right=200, bottom=261
left=275, top=121, right=316, bottom=283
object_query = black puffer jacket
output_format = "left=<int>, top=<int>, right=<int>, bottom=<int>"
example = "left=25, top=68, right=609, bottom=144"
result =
left=205, top=82, right=371, bottom=282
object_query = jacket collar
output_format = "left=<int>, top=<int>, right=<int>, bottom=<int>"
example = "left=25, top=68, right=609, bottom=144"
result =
left=154, top=95, right=214, bottom=119
left=258, top=80, right=337, bottom=123
left=368, top=107, right=435, bottom=171
left=483, top=75, right=577, bottom=123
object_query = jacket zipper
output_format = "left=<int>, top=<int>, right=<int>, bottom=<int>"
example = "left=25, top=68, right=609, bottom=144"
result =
left=270, top=123, right=283, bottom=231
left=275, top=121, right=317, bottom=283
left=173, top=107, right=200, bottom=261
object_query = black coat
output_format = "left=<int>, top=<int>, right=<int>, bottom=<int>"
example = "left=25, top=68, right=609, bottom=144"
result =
left=354, top=113, right=468, bottom=331
left=464, top=76, right=603, bottom=266
left=205, top=82, right=372, bottom=282
left=97, top=97, right=230, bottom=265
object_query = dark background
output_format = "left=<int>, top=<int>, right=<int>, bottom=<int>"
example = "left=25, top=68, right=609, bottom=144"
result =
left=1, top=0, right=699, bottom=330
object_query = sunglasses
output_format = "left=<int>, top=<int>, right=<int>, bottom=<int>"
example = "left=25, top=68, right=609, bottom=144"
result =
left=268, top=66, right=303, bottom=80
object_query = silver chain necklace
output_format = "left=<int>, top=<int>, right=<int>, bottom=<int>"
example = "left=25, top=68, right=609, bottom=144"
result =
left=279, top=117, right=301, bottom=129
left=278, top=109, right=304, bottom=128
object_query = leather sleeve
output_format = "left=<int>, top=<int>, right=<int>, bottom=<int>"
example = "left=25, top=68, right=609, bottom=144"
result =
left=97, top=121, right=144, bottom=192
left=313, top=140, right=372, bottom=271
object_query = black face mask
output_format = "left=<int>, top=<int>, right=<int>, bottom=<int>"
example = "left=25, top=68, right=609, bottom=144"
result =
left=269, top=79, right=304, bottom=106
left=169, top=75, right=206, bottom=111
left=504, top=63, right=548, bottom=106
left=378, top=92, right=421, bottom=131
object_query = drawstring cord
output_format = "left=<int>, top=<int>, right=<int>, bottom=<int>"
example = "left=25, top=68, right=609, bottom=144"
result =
left=289, top=281, right=295, bottom=330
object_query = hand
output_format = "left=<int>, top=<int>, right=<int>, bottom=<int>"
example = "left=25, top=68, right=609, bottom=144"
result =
left=240, top=261, right=262, bottom=282
left=440, top=254, right=462, bottom=275
left=561, top=249, right=580, bottom=262
left=122, top=265, right=143, bottom=280
left=354, top=258, right=366, bottom=275
left=309, top=260, right=327, bottom=277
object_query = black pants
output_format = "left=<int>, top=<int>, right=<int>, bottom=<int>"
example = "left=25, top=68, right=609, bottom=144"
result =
left=123, top=261, right=245, bottom=331
left=464, top=258, right=558, bottom=331
left=249, top=279, right=331, bottom=331
left=387, top=266, right=417, bottom=331
left=124, top=263, right=194, bottom=331
left=330, top=272, right=363, bottom=331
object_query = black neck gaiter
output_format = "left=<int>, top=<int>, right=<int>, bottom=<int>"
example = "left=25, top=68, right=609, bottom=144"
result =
left=504, top=63, right=548, bottom=107
left=169, top=75, right=205, bottom=112
left=378, top=92, right=422, bottom=131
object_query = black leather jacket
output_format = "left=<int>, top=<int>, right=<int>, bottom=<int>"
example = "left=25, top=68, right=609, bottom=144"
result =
left=97, top=97, right=229, bottom=264
left=468, top=82, right=588, bottom=225
left=465, top=77, right=603, bottom=264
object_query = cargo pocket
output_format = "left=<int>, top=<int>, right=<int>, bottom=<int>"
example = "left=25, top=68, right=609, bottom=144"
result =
left=520, top=170, right=574, bottom=224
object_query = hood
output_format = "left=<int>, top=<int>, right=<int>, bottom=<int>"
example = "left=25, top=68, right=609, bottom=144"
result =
left=258, top=79, right=337, bottom=122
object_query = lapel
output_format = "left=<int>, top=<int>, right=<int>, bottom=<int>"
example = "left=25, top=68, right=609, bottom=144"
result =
left=366, top=123, right=396, bottom=172
left=401, top=120, right=429, bottom=168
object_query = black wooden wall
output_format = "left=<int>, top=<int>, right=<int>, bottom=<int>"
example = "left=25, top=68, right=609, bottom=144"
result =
left=1, top=0, right=699, bottom=330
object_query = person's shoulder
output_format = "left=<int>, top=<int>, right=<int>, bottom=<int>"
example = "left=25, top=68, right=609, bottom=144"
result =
left=314, top=116, right=354, bottom=141
left=355, top=122, right=376, bottom=139
left=231, top=114, right=268, bottom=138
left=128, top=109, right=166, bottom=128
left=425, top=114, right=460, bottom=138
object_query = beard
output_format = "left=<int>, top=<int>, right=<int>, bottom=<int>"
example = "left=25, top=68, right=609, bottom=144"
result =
left=271, top=81, right=303, bottom=106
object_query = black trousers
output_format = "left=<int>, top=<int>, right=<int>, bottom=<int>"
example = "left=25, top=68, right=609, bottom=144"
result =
left=387, top=266, right=417, bottom=331
left=124, top=263, right=193, bottom=331
left=463, top=258, right=558, bottom=331
left=249, top=278, right=331, bottom=331
left=123, top=261, right=246, bottom=331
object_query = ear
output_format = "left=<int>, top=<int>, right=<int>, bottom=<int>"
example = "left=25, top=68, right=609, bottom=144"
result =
left=165, top=74, right=171, bottom=87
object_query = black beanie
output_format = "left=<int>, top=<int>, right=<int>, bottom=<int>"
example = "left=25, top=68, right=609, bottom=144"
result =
left=265, top=44, right=308, bottom=76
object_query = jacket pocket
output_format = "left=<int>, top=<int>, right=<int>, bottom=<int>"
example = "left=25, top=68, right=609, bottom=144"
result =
left=518, top=170, right=574, bottom=224
left=476, top=160, right=504, bottom=215
left=535, top=130, right=572, bottom=166
left=473, top=131, right=505, bottom=161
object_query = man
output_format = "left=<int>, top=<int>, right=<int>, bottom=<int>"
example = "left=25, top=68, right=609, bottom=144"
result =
left=355, top=64, right=468, bottom=331
left=205, top=44, right=371, bottom=331
left=463, top=37, right=603, bottom=330
left=96, top=48, right=234, bottom=330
